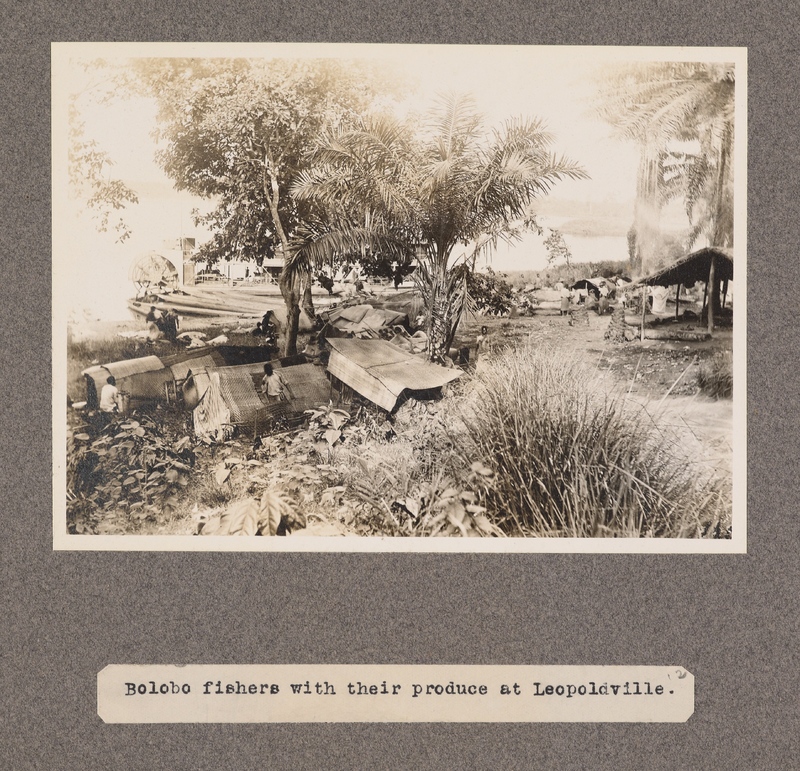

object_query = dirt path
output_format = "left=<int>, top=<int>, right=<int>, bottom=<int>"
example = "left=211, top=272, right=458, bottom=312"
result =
left=458, top=310, right=734, bottom=482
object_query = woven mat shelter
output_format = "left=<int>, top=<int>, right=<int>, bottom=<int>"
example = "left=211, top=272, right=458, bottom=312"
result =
left=190, top=358, right=331, bottom=440
left=326, top=338, right=461, bottom=413
left=82, top=346, right=275, bottom=408
left=83, top=355, right=169, bottom=407
left=323, top=304, right=408, bottom=336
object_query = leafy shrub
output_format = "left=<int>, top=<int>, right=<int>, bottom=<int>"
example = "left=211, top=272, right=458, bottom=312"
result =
left=196, top=489, right=305, bottom=536
left=305, top=403, right=353, bottom=459
left=453, top=346, right=730, bottom=537
left=696, top=351, right=733, bottom=399
left=514, top=292, right=540, bottom=316
left=466, top=267, right=514, bottom=315
left=67, top=413, right=194, bottom=533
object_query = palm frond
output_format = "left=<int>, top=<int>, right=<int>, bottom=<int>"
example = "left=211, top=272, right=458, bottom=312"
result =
left=284, top=223, right=409, bottom=281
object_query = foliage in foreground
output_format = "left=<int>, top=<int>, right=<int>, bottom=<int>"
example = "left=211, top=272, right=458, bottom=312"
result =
left=66, top=331, right=732, bottom=539
left=452, top=346, right=730, bottom=537
left=67, top=412, right=195, bottom=534
left=696, top=351, right=733, bottom=399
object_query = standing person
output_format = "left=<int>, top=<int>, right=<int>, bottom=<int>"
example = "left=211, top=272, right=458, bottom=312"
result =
left=476, top=325, right=490, bottom=360
left=145, top=305, right=163, bottom=342
left=598, top=283, right=610, bottom=315
left=261, top=362, right=290, bottom=402
left=99, top=376, right=120, bottom=413
left=163, top=308, right=179, bottom=342
left=559, top=285, right=571, bottom=316
left=392, top=261, right=403, bottom=289
left=261, top=310, right=277, bottom=349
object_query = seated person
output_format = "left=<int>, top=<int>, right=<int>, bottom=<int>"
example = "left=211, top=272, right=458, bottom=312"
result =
left=99, top=376, right=120, bottom=413
left=261, top=363, right=290, bottom=402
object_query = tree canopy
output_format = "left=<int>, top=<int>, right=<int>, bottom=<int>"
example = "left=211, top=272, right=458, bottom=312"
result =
left=68, top=69, right=139, bottom=242
left=598, top=62, right=735, bottom=272
left=131, top=57, right=398, bottom=353
left=295, top=95, right=587, bottom=358
left=123, top=61, right=585, bottom=358
left=133, top=58, right=381, bottom=262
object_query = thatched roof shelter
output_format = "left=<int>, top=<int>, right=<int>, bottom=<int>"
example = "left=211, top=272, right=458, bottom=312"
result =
left=629, top=247, right=734, bottom=333
left=570, top=277, right=609, bottom=296
left=634, top=247, right=733, bottom=288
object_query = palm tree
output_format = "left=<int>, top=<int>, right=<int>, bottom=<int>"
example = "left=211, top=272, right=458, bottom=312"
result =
left=293, top=96, right=587, bottom=360
left=287, top=114, right=416, bottom=321
left=598, top=62, right=735, bottom=274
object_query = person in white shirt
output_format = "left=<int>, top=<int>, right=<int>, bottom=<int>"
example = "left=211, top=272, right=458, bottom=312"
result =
left=261, top=363, right=289, bottom=402
left=559, top=285, right=572, bottom=315
left=99, top=376, right=120, bottom=413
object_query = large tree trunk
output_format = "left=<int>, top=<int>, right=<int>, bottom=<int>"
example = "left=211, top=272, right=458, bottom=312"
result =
left=279, top=269, right=302, bottom=357
left=712, top=123, right=734, bottom=249
left=425, top=266, right=449, bottom=363
left=301, top=281, right=315, bottom=325
left=262, top=150, right=302, bottom=356
left=420, top=251, right=462, bottom=363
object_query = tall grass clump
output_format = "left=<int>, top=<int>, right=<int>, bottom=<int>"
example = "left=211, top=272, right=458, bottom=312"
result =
left=455, top=346, right=730, bottom=537
left=696, top=351, right=733, bottom=399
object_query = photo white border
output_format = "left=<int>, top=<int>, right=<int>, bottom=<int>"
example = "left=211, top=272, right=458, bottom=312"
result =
left=52, top=42, right=747, bottom=553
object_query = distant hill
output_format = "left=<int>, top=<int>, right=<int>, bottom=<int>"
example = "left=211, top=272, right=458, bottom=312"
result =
left=532, top=196, right=634, bottom=222
left=532, top=196, right=691, bottom=238
left=558, top=218, right=631, bottom=238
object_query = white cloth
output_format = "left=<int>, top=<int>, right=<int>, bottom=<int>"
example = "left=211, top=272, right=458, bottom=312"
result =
left=99, top=383, right=119, bottom=412
left=651, top=285, right=670, bottom=314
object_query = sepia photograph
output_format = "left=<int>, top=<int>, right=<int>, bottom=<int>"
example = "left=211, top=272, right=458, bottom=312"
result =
left=53, top=43, right=746, bottom=551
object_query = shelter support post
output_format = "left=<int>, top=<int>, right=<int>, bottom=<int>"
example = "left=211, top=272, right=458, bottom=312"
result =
left=675, top=283, right=681, bottom=320
left=701, top=281, right=708, bottom=322
left=640, top=285, right=647, bottom=342
left=707, top=252, right=717, bottom=334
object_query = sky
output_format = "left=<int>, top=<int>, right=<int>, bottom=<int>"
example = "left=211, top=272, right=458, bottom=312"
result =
left=54, top=43, right=712, bottom=321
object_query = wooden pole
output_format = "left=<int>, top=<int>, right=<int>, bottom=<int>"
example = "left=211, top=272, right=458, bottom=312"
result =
left=701, top=280, right=708, bottom=321
left=722, top=277, right=729, bottom=309
left=675, top=283, right=681, bottom=320
left=640, top=284, right=647, bottom=342
left=707, top=252, right=717, bottom=334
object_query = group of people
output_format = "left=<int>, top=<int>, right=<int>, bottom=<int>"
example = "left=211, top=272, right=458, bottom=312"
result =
left=556, top=281, right=613, bottom=317
left=145, top=306, right=179, bottom=342
left=315, top=260, right=410, bottom=294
